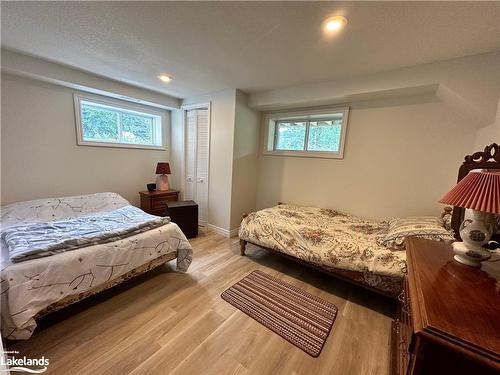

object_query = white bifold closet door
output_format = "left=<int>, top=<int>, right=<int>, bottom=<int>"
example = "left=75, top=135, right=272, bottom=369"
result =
left=185, top=108, right=209, bottom=226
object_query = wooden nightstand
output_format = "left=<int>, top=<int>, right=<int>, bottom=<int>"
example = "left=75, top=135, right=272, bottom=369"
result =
left=391, top=237, right=500, bottom=375
left=139, top=190, right=179, bottom=216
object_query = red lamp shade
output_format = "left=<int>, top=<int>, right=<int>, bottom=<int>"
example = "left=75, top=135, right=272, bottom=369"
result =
left=439, top=170, right=500, bottom=214
left=155, top=162, right=171, bottom=175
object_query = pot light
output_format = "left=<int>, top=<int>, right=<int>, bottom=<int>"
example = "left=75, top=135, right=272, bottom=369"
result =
left=157, top=74, right=172, bottom=83
left=323, top=16, right=348, bottom=33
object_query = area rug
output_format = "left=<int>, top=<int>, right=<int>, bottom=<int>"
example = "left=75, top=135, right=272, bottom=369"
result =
left=221, top=270, right=338, bottom=357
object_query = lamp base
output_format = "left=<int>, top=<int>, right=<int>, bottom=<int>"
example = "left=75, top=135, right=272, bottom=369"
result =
left=452, top=242, right=491, bottom=268
left=156, top=174, right=170, bottom=191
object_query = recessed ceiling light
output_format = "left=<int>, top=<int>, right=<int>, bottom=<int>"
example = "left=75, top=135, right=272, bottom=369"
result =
left=157, top=74, right=172, bottom=83
left=323, top=16, right=348, bottom=33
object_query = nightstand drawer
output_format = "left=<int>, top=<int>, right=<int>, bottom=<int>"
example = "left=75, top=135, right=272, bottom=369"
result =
left=152, top=195, right=178, bottom=210
left=139, top=190, right=180, bottom=215
left=151, top=209, right=166, bottom=216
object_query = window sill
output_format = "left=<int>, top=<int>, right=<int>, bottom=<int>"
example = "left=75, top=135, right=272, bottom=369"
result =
left=263, top=150, right=344, bottom=159
left=77, top=140, right=166, bottom=151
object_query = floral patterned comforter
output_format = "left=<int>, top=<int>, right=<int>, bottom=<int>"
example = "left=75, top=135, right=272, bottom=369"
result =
left=239, top=204, right=406, bottom=296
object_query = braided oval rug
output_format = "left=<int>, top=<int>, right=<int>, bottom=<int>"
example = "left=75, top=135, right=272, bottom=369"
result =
left=221, top=270, right=338, bottom=357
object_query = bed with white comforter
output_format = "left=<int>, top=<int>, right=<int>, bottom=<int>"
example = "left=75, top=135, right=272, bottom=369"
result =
left=1, top=192, right=192, bottom=340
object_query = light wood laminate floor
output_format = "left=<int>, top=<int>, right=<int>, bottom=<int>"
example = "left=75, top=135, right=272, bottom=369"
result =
left=9, top=230, right=395, bottom=375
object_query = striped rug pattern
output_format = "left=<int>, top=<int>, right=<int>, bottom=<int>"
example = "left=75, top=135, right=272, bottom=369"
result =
left=221, top=270, right=338, bottom=357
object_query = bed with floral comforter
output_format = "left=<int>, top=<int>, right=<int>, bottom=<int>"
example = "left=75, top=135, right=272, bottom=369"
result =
left=239, top=204, right=406, bottom=297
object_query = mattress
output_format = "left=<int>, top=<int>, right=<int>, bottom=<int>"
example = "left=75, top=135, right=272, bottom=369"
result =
left=1, top=192, right=192, bottom=340
left=239, top=204, right=406, bottom=296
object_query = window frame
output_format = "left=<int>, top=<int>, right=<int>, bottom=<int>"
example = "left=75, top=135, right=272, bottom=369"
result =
left=74, top=93, right=167, bottom=150
left=263, top=107, right=349, bottom=159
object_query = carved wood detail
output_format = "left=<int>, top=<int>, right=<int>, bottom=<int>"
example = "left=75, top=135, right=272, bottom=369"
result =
left=463, top=143, right=500, bottom=164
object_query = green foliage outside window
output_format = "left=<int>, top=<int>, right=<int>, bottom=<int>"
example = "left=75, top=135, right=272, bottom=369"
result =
left=121, top=113, right=153, bottom=144
left=82, top=104, right=119, bottom=141
left=275, top=119, right=342, bottom=152
left=276, top=122, right=306, bottom=150
left=307, top=120, right=342, bottom=152
left=81, top=102, right=155, bottom=145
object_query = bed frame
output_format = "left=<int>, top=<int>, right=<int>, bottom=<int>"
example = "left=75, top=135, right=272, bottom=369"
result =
left=33, top=252, right=178, bottom=320
left=239, top=143, right=500, bottom=298
left=4, top=251, right=180, bottom=341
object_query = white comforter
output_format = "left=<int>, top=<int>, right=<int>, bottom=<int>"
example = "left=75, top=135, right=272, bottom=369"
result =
left=3, top=205, right=170, bottom=262
left=1, top=192, right=193, bottom=340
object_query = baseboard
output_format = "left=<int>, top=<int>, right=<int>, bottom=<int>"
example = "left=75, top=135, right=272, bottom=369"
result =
left=207, top=224, right=240, bottom=238
left=207, top=224, right=231, bottom=237
left=229, top=226, right=240, bottom=237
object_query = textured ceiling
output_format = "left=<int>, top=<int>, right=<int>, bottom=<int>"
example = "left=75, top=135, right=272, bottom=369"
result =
left=2, top=1, right=500, bottom=99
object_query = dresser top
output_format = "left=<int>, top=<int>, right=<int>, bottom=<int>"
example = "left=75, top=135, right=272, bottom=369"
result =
left=406, top=237, right=500, bottom=363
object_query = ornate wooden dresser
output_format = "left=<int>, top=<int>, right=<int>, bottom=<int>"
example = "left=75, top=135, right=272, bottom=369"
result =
left=392, top=237, right=500, bottom=375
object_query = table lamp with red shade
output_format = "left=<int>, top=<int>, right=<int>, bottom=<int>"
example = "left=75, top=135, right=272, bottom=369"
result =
left=155, top=162, right=171, bottom=191
left=439, top=170, right=500, bottom=268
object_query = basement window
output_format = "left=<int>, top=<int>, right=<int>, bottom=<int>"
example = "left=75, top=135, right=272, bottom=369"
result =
left=263, top=107, right=349, bottom=158
left=74, top=94, right=166, bottom=150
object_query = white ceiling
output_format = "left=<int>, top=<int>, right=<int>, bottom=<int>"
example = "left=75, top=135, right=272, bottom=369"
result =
left=2, top=1, right=500, bottom=99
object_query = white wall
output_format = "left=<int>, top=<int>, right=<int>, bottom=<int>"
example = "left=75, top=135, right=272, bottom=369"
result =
left=181, top=89, right=237, bottom=232
left=1, top=73, right=171, bottom=206
left=256, top=100, right=477, bottom=221
left=474, top=97, right=500, bottom=150
left=2, top=49, right=180, bottom=110
left=169, top=108, right=184, bottom=192
left=229, top=91, right=261, bottom=231
left=249, top=52, right=500, bottom=128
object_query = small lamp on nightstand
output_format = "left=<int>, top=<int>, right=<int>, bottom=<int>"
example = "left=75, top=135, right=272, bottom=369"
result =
left=439, top=170, right=500, bottom=268
left=155, top=162, right=171, bottom=191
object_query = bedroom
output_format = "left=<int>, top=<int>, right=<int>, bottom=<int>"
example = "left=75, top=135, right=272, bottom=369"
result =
left=1, top=1, right=499, bottom=374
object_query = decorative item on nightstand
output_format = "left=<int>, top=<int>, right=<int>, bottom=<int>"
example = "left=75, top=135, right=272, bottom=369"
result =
left=439, top=170, right=500, bottom=268
left=155, top=162, right=171, bottom=191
